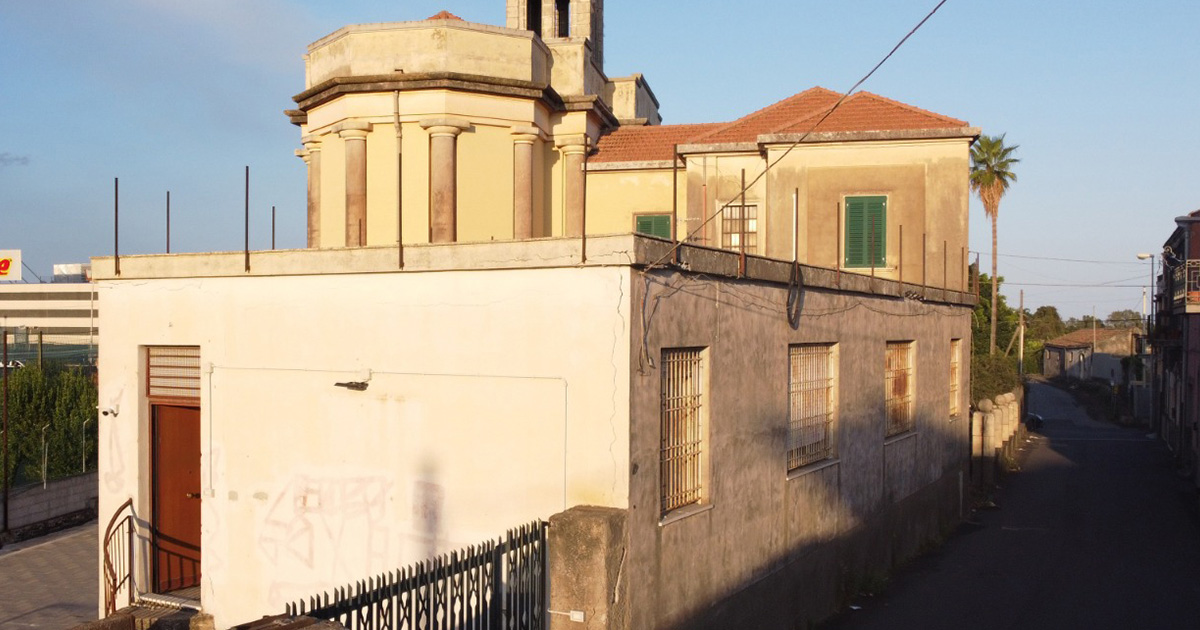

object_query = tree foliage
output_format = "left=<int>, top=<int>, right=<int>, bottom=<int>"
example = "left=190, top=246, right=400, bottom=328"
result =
left=1106, top=309, right=1144, bottom=329
left=2, top=363, right=97, bottom=486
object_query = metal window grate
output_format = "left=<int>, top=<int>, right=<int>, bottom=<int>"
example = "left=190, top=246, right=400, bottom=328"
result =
left=788, top=344, right=836, bottom=470
left=885, top=342, right=914, bottom=436
left=949, top=339, right=962, bottom=417
left=147, top=346, right=201, bottom=402
left=660, top=348, right=704, bottom=515
left=721, top=204, right=758, bottom=253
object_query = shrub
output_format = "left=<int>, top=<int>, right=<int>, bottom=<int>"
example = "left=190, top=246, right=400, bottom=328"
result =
left=971, top=352, right=1019, bottom=405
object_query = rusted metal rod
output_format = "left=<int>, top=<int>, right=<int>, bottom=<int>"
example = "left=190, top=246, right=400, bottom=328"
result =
left=114, top=178, right=120, bottom=276
left=244, top=166, right=250, bottom=272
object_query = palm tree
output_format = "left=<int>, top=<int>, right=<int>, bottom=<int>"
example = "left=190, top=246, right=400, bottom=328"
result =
left=970, top=134, right=1019, bottom=356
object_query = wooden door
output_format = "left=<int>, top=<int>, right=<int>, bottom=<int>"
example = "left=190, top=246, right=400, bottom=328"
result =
left=152, top=404, right=201, bottom=592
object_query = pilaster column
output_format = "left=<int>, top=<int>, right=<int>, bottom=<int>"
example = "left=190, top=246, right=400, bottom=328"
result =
left=511, top=126, right=540, bottom=239
left=340, top=122, right=372, bottom=247
left=420, top=118, right=470, bottom=243
left=299, top=135, right=322, bottom=248
left=556, top=135, right=588, bottom=237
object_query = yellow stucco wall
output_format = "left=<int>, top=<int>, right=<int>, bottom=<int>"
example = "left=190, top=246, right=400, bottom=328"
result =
left=586, top=168, right=682, bottom=235
left=457, top=123, right=516, bottom=242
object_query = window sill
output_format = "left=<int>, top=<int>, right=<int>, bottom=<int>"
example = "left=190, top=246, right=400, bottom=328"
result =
left=884, top=431, right=918, bottom=446
left=787, top=457, right=840, bottom=481
left=841, top=265, right=896, bottom=272
left=658, top=503, right=713, bottom=527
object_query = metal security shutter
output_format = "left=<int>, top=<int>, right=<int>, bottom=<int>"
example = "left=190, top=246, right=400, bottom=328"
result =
left=147, top=346, right=201, bottom=403
left=845, top=196, right=887, bottom=267
left=635, top=214, right=672, bottom=239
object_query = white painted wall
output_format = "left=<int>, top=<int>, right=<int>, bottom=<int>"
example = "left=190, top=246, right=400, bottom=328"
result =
left=96, top=265, right=631, bottom=627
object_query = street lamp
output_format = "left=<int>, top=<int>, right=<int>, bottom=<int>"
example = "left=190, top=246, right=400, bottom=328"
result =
left=1137, top=253, right=1155, bottom=330
left=1137, top=252, right=1157, bottom=435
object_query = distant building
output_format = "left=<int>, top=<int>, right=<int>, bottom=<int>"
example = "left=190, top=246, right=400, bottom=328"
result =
left=0, top=275, right=98, bottom=365
left=95, top=3, right=980, bottom=628
left=1043, top=327, right=1137, bottom=382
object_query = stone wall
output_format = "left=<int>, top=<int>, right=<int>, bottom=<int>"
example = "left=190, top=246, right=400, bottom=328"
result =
left=3, top=472, right=97, bottom=533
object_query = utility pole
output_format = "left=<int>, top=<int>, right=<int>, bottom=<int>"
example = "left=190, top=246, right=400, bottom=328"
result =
left=3, top=327, right=8, bottom=536
left=1018, top=290, right=1026, bottom=378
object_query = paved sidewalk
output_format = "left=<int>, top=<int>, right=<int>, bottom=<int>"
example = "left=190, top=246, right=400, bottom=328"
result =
left=822, top=382, right=1200, bottom=630
left=0, top=522, right=98, bottom=630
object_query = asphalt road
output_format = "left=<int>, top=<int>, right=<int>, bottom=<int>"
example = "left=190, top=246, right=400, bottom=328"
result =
left=822, top=381, right=1200, bottom=630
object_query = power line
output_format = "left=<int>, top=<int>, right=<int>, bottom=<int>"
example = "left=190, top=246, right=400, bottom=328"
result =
left=1004, top=282, right=1145, bottom=288
left=972, top=251, right=1146, bottom=265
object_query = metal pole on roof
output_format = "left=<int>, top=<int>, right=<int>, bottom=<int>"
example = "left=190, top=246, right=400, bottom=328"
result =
left=672, top=145, right=680, bottom=264
left=166, top=190, right=171, bottom=254
left=114, top=178, right=120, bottom=277
left=739, top=169, right=746, bottom=278
left=244, top=166, right=250, bottom=273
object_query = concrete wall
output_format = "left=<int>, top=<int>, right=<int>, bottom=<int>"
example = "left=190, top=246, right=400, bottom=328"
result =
left=619, top=266, right=972, bottom=629
left=3, top=473, right=97, bottom=531
left=96, top=259, right=632, bottom=628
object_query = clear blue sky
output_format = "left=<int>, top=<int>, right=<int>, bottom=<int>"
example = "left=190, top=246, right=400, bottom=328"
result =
left=2, top=0, right=1197, bottom=320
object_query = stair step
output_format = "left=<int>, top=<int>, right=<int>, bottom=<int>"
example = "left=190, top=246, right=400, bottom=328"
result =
left=138, top=592, right=202, bottom=612
left=118, top=605, right=212, bottom=630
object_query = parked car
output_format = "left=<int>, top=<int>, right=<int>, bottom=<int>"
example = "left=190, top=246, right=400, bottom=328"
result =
left=1024, top=412, right=1045, bottom=430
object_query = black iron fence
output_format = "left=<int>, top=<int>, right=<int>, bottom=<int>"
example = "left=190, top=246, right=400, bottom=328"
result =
left=286, top=520, right=547, bottom=630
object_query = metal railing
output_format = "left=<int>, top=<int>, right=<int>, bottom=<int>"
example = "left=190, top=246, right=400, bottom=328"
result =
left=1172, top=260, right=1200, bottom=307
left=287, top=520, right=547, bottom=630
left=103, top=498, right=136, bottom=616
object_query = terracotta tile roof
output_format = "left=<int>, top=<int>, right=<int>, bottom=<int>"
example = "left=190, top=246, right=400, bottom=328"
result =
left=691, top=87, right=844, bottom=144
left=775, top=91, right=968, bottom=135
left=425, top=10, right=464, bottom=20
left=591, top=87, right=969, bottom=164
left=1045, top=328, right=1134, bottom=349
left=591, top=123, right=723, bottom=163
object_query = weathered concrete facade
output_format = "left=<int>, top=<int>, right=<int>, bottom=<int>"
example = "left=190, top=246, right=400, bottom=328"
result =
left=617, top=245, right=972, bottom=629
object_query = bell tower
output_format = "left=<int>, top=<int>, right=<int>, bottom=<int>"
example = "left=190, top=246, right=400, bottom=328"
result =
left=507, top=0, right=604, bottom=69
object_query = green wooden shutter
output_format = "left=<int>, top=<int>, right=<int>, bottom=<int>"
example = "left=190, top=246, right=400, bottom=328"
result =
left=844, top=196, right=886, bottom=267
left=636, top=214, right=672, bottom=239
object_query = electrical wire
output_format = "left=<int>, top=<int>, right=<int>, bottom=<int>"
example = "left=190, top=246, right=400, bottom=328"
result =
left=971, top=251, right=1148, bottom=265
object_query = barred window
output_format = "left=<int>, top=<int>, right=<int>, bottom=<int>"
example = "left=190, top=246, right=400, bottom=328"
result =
left=885, top=341, right=915, bottom=436
left=788, top=344, right=837, bottom=470
left=721, top=204, right=758, bottom=253
left=949, top=339, right=962, bottom=417
left=660, top=348, right=706, bottom=516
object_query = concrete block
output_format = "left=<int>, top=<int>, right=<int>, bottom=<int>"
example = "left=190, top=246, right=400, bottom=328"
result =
left=548, top=505, right=627, bottom=630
